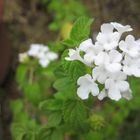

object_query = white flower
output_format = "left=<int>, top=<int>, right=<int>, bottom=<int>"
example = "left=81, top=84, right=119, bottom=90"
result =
left=46, top=52, right=58, bottom=61
left=105, top=72, right=131, bottom=101
left=19, top=52, right=29, bottom=63
left=97, top=88, right=107, bottom=100
left=65, top=48, right=82, bottom=61
left=92, top=66, right=109, bottom=84
left=119, top=35, right=140, bottom=57
left=65, top=22, right=138, bottom=101
left=37, top=46, right=49, bottom=59
left=26, top=43, right=58, bottom=68
left=77, top=74, right=99, bottom=100
left=96, top=23, right=120, bottom=50
left=83, top=42, right=104, bottom=66
left=65, top=48, right=91, bottom=66
left=39, top=58, right=50, bottom=68
left=39, top=52, right=58, bottom=68
left=111, top=22, right=133, bottom=34
left=79, top=38, right=94, bottom=52
left=121, top=89, right=132, bottom=100
left=123, top=55, right=140, bottom=77
left=28, top=44, right=48, bottom=57
left=95, top=50, right=122, bottom=72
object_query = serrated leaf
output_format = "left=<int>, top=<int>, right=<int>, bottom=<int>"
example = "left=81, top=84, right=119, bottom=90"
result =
left=54, top=92, right=75, bottom=100
left=62, top=60, right=87, bottom=82
left=63, top=100, right=87, bottom=129
left=62, top=17, right=94, bottom=47
left=53, top=77, right=76, bottom=94
left=70, top=16, right=93, bottom=42
left=47, top=111, right=62, bottom=127
left=39, top=99, right=63, bottom=113
left=53, top=65, right=66, bottom=78
left=62, top=39, right=78, bottom=47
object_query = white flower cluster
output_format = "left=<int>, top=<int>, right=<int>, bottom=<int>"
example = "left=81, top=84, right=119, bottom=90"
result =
left=19, top=44, right=58, bottom=68
left=65, top=22, right=140, bottom=101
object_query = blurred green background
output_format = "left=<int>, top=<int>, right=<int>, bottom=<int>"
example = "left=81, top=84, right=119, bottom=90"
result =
left=0, top=0, right=140, bottom=140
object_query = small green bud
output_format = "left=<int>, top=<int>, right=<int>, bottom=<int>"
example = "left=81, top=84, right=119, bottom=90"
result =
left=89, top=114, right=105, bottom=131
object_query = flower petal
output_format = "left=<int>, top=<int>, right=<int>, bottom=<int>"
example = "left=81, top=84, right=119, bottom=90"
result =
left=117, top=80, right=129, bottom=92
left=77, top=87, right=89, bottom=99
left=108, top=87, right=122, bottom=101
left=121, top=89, right=132, bottom=100
left=79, top=39, right=94, bottom=52
left=101, top=23, right=114, bottom=33
left=98, top=89, right=107, bottom=100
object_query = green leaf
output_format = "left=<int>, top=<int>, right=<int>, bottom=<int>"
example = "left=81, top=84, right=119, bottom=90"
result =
left=63, top=16, right=94, bottom=47
left=37, top=127, right=51, bottom=140
left=11, top=123, right=26, bottom=140
left=47, top=111, right=62, bottom=127
left=63, top=99, right=87, bottom=129
left=10, top=100, right=24, bottom=114
left=61, top=51, right=87, bottom=82
left=54, top=92, right=75, bottom=100
left=62, top=60, right=87, bottom=82
left=24, top=83, right=42, bottom=105
left=53, top=77, right=76, bottom=94
left=51, top=129, right=63, bottom=140
left=39, top=99, right=63, bottom=113
left=53, top=65, right=66, bottom=78
left=70, top=16, right=93, bottom=42
left=16, top=64, right=28, bottom=86
left=62, top=39, right=78, bottom=47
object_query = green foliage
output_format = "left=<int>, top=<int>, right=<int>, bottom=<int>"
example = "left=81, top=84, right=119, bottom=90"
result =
left=53, top=77, right=76, bottom=94
left=70, top=17, right=93, bottom=42
left=39, top=99, right=63, bottom=113
left=63, top=99, right=88, bottom=130
left=24, top=83, right=42, bottom=105
left=38, top=127, right=64, bottom=140
left=41, top=0, right=87, bottom=31
left=12, top=14, right=140, bottom=140
left=16, top=64, right=28, bottom=87
left=11, top=120, right=39, bottom=140
left=63, top=17, right=94, bottom=47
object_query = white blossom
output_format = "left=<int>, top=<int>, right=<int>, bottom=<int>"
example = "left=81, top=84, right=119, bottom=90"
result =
left=39, top=58, right=50, bottom=68
left=92, top=66, right=109, bottom=84
left=96, top=23, right=120, bottom=51
left=121, top=89, right=132, bottom=100
left=65, top=48, right=82, bottom=61
left=39, top=52, right=58, bottom=67
left=111, top=22, right=133, bottom=34
left=97, top=88, right=107, bottom=100
left=28, top=44, right=48, bottom=57
left=119, top=35, right=140, bottom=58
left=65, top=47, right=92, bottom=66
left=79, top=38, right=94, bottom=52
left=65, top=21, right=139, bottom=101
left=123, top=55, right=140, bottom=77
left=83, top=42, right=104, bottom=66
left=77, top=74, right=99, bottom=99
left=105, top=72, right=131, bottom=101
left=21, top=44, right=58, bottom=68
left=95, top=50, right=122, bottom=72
